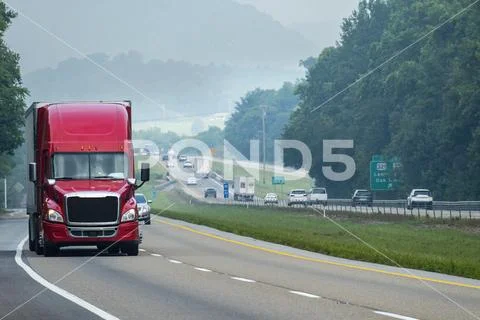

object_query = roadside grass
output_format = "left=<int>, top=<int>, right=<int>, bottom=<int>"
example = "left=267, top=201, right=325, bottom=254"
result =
left=211, top=160, right=313, bottom=199
left=152, top=190, right=480, bottom=279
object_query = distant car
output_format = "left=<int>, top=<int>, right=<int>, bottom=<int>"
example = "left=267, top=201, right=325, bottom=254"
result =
left=135, top=193, right=152, bottom=225
left=352, top=189, right=373, bottom=207
left=183, top=161, right=193, bottom=168
left=288, top=189, right=307, bottom=206
left=162, top=154, right=169, bottom=161
left=186, top=177, right=197, bottom=185
left=307, top=187, right=328, bottom=205
left=204, top=188, right=217, bottom=198
left=407, top=189, right=433, bottom=209
left=178, top=155, right=187, bottom=162
left=264, top=193, right=278, bottom=205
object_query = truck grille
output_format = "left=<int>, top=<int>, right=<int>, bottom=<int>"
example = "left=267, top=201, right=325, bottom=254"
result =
left=66, top=195, right=118, bottom=224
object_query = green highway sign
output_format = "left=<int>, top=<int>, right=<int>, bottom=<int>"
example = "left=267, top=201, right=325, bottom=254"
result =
left=272, top=176, right=285, bottom=185
left=370, top=156, right=401, bottom=191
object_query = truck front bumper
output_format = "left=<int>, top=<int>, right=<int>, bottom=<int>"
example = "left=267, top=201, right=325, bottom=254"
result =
left=43, top=221, right=139, bottom=247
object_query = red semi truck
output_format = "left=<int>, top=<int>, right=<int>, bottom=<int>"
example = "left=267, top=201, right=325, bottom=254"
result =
left=26, top=101, right=149, bottom=256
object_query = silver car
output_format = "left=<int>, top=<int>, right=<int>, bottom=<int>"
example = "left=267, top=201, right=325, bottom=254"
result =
left=135, top=193, right=152, bottom=225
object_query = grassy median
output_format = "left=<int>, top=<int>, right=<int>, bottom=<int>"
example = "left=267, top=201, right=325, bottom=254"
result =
left=152, top=190, right=480, bottom=280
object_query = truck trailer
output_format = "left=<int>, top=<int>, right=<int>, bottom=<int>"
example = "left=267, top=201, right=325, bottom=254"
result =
left=233, top=176, right=255, bottom=201
left=26, top=101, right=149, bottom=256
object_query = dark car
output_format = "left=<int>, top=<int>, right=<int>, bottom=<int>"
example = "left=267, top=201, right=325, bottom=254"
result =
left=204, top=188, right=217, bottom=198
left=162, top=154, right=169, bottom=161
left=352, top=189, right=373, bottom=207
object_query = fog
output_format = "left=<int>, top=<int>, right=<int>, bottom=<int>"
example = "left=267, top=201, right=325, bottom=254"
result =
left=4, top=0, right=360, bottom=119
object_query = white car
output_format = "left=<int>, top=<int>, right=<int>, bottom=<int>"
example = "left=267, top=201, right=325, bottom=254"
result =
left=183, top=161, right=193, bottom=168
left=288, top=189, right=307, bottom=206
left=264, top=193, right=278, bottom=205
left=135, top=193, right=152, bottom=225
left=407, top=189, right=433, bottom=209
left=307, top=187, right=328, bottom=205
left=186, top=177, right=197, bottom=185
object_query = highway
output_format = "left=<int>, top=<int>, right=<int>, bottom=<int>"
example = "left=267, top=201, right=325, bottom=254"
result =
left=162, top=158, right=480, bottom=219
left=1, top=210, right=480, bottom=320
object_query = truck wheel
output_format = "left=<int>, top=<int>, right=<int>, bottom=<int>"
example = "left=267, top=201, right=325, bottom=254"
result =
left=34, top=229, right=43, bottom=255
left=108, top=245, right=120, bottom=255
left=28, top=223, right=35, bottom=252
left=43, top=241, right=59, bottom=257
left=122, top=243, right=139, bottom=256
left=145, top=218, right=151, bottom=225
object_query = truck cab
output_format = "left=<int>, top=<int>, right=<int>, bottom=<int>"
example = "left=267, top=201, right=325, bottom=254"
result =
left=26, top=101, right=149, bottom=256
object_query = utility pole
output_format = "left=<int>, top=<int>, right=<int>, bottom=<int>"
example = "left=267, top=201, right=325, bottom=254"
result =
left=262, top=106, right=267, bottom=185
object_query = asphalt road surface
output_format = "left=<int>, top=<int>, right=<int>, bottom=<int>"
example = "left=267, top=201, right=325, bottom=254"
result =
left=1, top=211, right=479, bottom=320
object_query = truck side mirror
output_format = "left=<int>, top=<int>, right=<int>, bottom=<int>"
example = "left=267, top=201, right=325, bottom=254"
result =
left=29, top=162, right=37, bottom=182
left=140, top=163, right=150, bottom=182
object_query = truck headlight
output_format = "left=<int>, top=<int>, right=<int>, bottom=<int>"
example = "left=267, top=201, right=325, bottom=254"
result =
left=47, top=209, right=64, bottom=222
left=121, top=209, right=136, bottom=222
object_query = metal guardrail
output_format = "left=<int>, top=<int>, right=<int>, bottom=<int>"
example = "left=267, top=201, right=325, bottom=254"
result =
left=198, top=197, right=480, bottom=219
left=188, top=172, right=480, bottom=219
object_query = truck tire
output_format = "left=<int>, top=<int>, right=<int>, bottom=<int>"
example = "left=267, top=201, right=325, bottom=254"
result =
left=28, top=222, right=35, bottom=252
left=34, top=228, right=43, bottom=255
left=145, top=218, right=151, bottom=225
left=108, top=245, right=120, bottom=254
left=43, top=241, right=59, bottom=257
left=122, top=243, right=139, bottom=256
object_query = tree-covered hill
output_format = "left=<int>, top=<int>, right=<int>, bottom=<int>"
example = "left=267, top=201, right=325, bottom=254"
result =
left=283, top=0, right=480, bottom=200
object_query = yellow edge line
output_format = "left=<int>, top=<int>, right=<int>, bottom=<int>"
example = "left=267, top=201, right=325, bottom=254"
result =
left=157, top=218, right=480, bottom=290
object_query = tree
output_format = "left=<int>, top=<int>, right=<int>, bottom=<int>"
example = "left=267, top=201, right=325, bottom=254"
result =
left=224, top=82, right=298, bottom=162
left=283, top=0, right=480, bottom=200
left=0, top=3, right=28, bottom=176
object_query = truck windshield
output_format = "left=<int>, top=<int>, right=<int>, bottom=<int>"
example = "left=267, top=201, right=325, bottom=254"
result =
left=52, top=153, right=129, bottom=180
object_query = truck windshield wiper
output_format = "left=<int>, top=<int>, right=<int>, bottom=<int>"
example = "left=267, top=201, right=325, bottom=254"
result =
left=93, top=175, right=115, bottom=179
left=55, top=177, right=74, bottom=180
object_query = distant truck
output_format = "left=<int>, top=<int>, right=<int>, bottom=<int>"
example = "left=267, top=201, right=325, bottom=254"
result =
left=194, top=157, right=211, bottom=178
left=233, top=176, right=255, bottom=201
left=26, top=101, right=150, bottom=257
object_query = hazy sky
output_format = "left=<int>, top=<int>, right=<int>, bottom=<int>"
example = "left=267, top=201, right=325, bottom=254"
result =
left=235, top=0, right=360, bottom=48
left=236, top=0, right=359, bottom=25
left=5, top=0, right=361, bottom=73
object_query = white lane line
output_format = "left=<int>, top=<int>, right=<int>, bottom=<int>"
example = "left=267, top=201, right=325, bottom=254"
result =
left=139, top=249, right=146, bottom=252
left=194, top=267, right=212, bottom=272
left=168, top=259, right=183, bottom=264
left=373, top=311, right=419, bottom=320
left=289, top=291, right=320, bottom=299
left=150, top=253, right=162, bottom=257
left=230, top=277, right=256, bottom=283
left=13, top=237, right=119, bottom=320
